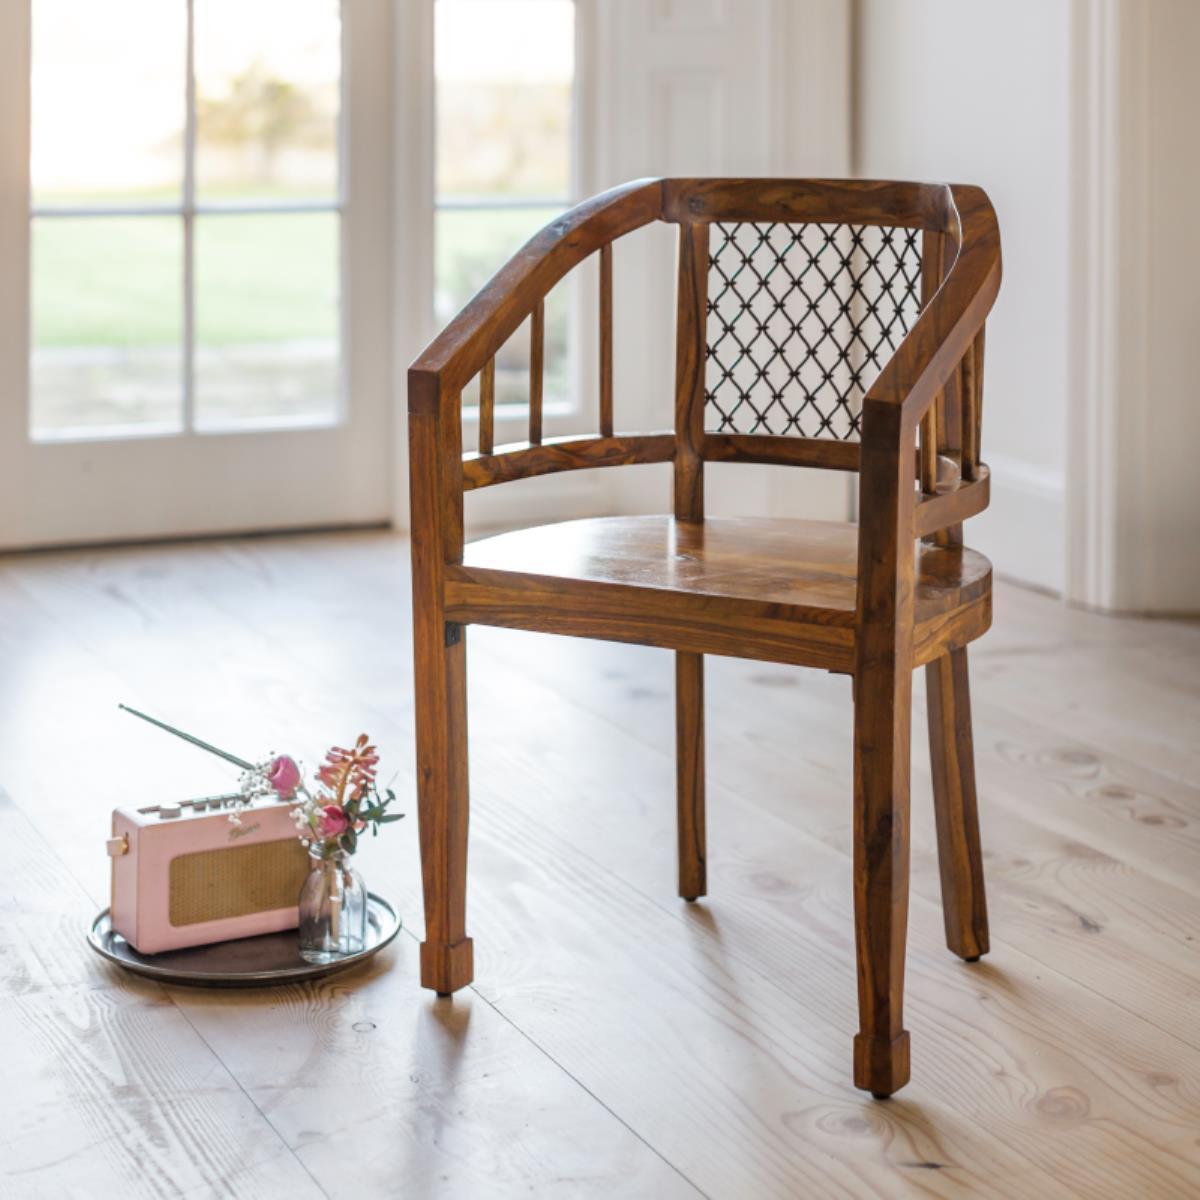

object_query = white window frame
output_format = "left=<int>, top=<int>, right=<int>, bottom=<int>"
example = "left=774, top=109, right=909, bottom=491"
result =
left=0, top=0, right=396, bottom=549
left=431, top=0, right=588, bottom=436
left=27, top=0, right=349, bottom=443
left=0, top=0, right=595, bottom=544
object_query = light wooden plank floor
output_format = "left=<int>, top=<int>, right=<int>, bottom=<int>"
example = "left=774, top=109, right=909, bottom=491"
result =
left=0, top=529, right=1197, bottom=1199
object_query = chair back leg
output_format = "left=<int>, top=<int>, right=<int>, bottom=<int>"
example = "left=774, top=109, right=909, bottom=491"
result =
left=852, top=657, right=913, bottom=1098
left=675, top=651, right=707, bottom=901
left=926, top=646, right=990, bottom=960
left=415, top=621, right=475, bottom=995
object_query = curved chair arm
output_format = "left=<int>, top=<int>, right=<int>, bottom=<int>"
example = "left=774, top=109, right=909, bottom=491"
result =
left=861, top=184, right=1001, bottom=429
left=854, top=184, right=1000, bottom=553
left=408, top=178, right=664, bottom=416
left=853, top=184, right=1001, bottom=707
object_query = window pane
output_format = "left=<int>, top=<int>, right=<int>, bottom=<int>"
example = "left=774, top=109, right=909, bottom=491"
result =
left=30, top=217, right=183, bottom=436
left=32, top=0, right=185, bottom=207
left=194, top=213, right=339, bottom=430
left=436, top=0, right=573, bottom=198
left=437, top=207, right=568, bottom=406
left=195, top=0, right=341, bottom=202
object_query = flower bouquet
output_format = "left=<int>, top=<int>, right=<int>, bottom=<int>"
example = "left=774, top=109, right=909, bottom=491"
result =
left=240, top=736, right=403, bottom=962
left=240, top=734, right=404, bottom=858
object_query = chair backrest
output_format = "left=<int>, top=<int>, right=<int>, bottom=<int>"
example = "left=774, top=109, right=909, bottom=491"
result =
left=662, top=180, right=997, bottom=528
left=409, top=177, right=1000, bottom=566
left=704, top=221, right=924, bottom=441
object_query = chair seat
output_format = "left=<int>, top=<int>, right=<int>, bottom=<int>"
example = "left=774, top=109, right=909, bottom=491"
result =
left=446, top=515, right=992, bottom=671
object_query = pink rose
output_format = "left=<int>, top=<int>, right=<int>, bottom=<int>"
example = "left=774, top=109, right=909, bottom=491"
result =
left=266, top=755, right=301, bottom=799
left=317, top=805, right=350, bottom=838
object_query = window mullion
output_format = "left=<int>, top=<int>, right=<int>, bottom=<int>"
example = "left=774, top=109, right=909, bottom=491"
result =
left=182, top=0, right=197, bottom=435
left=433, top=196, right=571, bottom=211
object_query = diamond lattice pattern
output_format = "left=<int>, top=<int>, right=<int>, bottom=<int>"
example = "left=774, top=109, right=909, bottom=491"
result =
left=706, top=222, right=924, bottom=439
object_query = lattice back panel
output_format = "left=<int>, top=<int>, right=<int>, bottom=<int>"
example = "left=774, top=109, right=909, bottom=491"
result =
left=705, top=223, right=924, bottom=439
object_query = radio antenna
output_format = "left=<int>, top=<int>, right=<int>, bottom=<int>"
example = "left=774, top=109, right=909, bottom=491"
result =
left=118, top=704, right=256, bottom=771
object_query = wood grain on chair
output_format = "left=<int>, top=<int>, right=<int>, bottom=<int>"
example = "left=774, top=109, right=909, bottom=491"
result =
left=408, top=177, right=1002, bottom=1098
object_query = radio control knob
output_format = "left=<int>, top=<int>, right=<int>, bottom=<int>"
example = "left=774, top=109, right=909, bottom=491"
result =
left=159, top=804, right=182, bottom=819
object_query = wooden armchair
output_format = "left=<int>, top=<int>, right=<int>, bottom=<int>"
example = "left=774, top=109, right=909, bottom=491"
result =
left=408, top=178, right=1001, bottom=1098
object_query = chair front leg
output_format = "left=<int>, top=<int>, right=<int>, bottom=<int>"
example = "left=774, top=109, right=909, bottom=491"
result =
left=415, top=620, right=474, bottom=996
left=675, top=651, right=706, bottom=901
left=852, top=654, right=913, bottom=1099
left=926, top=646, right=989, bottom=961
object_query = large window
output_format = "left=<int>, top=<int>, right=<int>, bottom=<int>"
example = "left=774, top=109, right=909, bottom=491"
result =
left=434, top=0, right=575, bottom=413
left=3, top=0, right=577, bottom=547
left=29, top=0, right=341, bottom=438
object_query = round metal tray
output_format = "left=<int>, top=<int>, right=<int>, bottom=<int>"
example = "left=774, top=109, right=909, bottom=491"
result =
left=86, top=893, right=401, bottom=987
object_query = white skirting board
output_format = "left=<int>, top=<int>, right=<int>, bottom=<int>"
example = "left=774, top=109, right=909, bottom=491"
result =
left=972, top=454, right=1066, bottom=597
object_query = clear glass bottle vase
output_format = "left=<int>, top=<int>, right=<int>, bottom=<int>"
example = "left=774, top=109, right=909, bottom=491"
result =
left=298, top=846, right=368, bottom=964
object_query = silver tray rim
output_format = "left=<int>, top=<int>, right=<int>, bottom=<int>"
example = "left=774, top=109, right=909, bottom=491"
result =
left=86, top=892, right=401, bottom=988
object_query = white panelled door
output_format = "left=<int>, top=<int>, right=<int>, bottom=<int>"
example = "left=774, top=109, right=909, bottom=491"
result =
left=0, top=0, right=394, bottom=549
left=586, top=0, right=854, bottom=523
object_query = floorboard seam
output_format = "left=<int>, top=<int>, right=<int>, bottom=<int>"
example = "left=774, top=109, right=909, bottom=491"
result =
left=165, top=997, right=333, bottom=1199
left=469, top=982, right=713, bottom=1200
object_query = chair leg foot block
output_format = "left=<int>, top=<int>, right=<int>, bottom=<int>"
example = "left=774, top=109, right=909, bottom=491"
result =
left=948, top=931, right=989, bottom=962
left=420, top=938, right=474, bottom=994
left=854, top=1031, right=911, bottom=1098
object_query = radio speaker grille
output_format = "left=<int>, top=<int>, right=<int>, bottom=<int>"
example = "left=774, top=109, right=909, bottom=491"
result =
left=169, top=838, right=310, bottom=926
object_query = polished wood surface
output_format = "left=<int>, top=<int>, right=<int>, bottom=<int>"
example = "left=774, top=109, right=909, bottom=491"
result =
left=410, top=178, right=1003, bottom=1097
left=673, top=220, right=708, bottom=521
left=675, top=650, right=706, bottom=901
left=446, top=516, right=991, bottom=676
left=927, top=647, right=989, bottom=960
left=410, top=177, right=663, bottom=399
left=462, top=432, right=675, bottom=491
left=477, top=355, right=495, bottom=456
left=457, top=515, right=990, bottom=625
left=913, top=466, right=990, bottom=539
left=661, top=177, right=951, bottom=228
left=704, top=432, right=862, bottom=472
left=1, top=532, right=1197, bottom=1196
left=408, top=407, right=472, bottom=996
left=528, top=298, right=544, bottom=446
left=599, top=241, right=614, bottom=437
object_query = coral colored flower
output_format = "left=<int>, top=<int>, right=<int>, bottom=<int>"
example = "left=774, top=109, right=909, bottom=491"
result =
left=266, top=755, right=301, bottom=799
left=317, top=734, right=379, bottom=804
left=316, top=805, right=350, bottom=838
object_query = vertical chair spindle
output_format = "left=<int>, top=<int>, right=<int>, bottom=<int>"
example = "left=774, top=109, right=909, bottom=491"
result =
left=479, top=356, right=495, bottom=456
left=919, top=409, right=938, bottom=497
left=599, top=242, right=613, bottom=437
left=529, top=299, right=544, bottom=445
left=919, top=231, right=946, bottom=502
left=674, top=222, right=709, bottom=520
left=962, top=329, right=985, bottom=481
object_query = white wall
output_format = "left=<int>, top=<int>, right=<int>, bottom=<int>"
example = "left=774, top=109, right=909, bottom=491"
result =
left=1066, top=0, right=1200, bottom=614
left=855, top=0, right=1072, bottom=594
left=1129, top=0, right=1200, bottom=611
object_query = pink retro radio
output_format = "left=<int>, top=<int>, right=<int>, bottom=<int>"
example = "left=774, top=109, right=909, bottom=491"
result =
left=108, top=795, right=310, bottom=954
